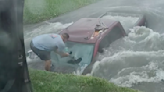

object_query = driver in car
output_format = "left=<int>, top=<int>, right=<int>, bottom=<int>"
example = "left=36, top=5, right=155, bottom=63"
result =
left=30, top=33, right=70, bottom=71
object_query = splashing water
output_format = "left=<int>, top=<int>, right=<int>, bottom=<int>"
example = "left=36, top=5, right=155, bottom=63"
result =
left=25, top=13, right=164, bottom=92
left=102, top=15, right=139, bottom=31
left=24, top=22, right=73, bottom=39
left=91, top=26, right=164, bottom=89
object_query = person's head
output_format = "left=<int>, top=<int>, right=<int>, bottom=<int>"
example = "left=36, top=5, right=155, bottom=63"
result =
left=61, top=33, right=69, bottom=42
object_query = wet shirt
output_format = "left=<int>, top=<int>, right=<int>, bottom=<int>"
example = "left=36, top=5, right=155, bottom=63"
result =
left=32, top=33, right=65, bottom=52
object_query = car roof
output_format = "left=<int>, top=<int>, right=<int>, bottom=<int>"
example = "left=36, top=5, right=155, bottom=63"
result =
left=59, top=18, right=118, bottom=43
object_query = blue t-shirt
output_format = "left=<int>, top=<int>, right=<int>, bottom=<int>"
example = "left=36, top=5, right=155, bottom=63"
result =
left=32, top=33, right=65, bottom=52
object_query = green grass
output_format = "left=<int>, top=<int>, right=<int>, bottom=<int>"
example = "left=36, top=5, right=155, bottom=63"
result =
left=23, top=0, right=100, bottom=24
left=29, top=69, right=141, bottom=92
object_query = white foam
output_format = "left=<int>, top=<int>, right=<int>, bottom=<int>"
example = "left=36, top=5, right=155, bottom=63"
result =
left=24, top=22, right=73, bottom=38
left=110, top=62, right=164, bottom=87
left=90, top=26, right=164, bottom=88
left=102, top=15, right=139, bottom=31
left=73, top=64, right=88, bottom=75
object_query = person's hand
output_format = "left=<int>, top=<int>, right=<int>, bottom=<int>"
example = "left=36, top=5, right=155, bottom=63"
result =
left=60, top=53, right=69, bottom=57
left=66, top=53, right=69, bottom=56
left=62, top=53, right=69, bottom=57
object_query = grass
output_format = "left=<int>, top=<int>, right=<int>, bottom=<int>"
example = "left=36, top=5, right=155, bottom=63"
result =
left=29, top=69, right=140, bottom=92
left=23, top=0, right=100, bottom=24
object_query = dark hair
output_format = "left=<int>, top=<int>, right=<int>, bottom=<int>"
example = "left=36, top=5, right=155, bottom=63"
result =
left=62, top=33, right=69, bottom=39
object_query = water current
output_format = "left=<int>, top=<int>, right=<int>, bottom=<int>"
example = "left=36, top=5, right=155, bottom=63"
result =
left=24, top=0, right=164, bottom=92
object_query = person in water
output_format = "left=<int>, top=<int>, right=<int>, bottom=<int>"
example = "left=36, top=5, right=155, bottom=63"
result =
left=30, top=33, right=70, bottom=71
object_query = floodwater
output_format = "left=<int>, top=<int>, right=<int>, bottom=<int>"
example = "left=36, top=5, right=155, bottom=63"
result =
left=24, top=0, right=164, bottom=92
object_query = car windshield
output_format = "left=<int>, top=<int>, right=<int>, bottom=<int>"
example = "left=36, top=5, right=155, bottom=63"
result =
left=50, top=41, right=94, bottom=74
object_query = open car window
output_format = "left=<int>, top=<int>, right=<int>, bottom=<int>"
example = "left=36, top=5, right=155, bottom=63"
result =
left=50, top=41, right=94, bottom=74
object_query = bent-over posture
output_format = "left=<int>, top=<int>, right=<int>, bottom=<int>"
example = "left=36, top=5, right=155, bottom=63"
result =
left=30, top=33, right=70, bottom=71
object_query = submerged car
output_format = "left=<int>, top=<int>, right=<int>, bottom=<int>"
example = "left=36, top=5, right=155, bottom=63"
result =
left=49, top=12, right=146, bottom=75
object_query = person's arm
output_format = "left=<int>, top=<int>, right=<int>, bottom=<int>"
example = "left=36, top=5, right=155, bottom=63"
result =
left=56, top=50, right=69, bottom=57
left=54, top=46, right=69, bottom=57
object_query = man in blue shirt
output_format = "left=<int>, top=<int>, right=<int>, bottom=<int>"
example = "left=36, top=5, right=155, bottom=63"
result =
left=30, top=33, right=70, bottom=71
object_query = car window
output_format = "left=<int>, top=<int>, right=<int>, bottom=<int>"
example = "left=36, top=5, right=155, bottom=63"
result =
left=98, top=25, right=123, bottom=53
left=50, top=42, right=94, bottom=74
